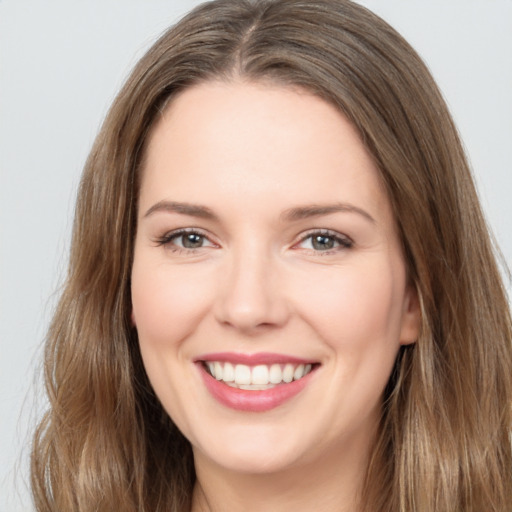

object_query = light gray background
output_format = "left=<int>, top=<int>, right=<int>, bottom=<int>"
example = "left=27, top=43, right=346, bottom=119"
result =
left=1, top=1, right=511, bottom=510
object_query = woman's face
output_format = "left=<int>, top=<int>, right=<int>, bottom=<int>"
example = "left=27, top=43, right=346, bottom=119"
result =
left=131, top=81, right=419, bottom=476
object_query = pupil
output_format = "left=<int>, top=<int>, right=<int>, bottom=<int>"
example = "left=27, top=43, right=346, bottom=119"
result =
left=312, top=235, right=334, bottom=250
left=182, top=233, right=203, bottom=248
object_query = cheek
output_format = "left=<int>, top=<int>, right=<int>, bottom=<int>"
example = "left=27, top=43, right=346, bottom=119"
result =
left=294, top=260, right=406, bottom=352
left=130, top=257, right=215, bottom=430
left=131, top=259, right=213, bottom=349
left=294, top=261, right=406, bottom=431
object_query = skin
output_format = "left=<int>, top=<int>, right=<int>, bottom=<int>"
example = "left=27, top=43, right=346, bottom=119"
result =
left=131, top=80, right=420, bottom=512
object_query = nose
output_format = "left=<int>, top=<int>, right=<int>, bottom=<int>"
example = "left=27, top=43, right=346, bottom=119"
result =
left=214, top=246, right=290, bottom=333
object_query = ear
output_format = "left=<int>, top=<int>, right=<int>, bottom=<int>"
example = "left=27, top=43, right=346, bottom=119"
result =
left=399, top=284, right=421, bottom=345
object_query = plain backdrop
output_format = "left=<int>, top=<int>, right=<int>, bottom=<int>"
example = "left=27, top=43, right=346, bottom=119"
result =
left=1, top=1, right=511, bottom=510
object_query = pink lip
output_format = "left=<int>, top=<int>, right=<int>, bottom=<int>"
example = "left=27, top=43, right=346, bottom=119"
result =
left=195, top=352, right=315, bottom=365
left=195, top=355, right=318, bottom=413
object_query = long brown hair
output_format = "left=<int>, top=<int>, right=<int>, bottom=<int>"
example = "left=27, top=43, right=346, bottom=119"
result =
left=31, top=1, right=512, bottom=510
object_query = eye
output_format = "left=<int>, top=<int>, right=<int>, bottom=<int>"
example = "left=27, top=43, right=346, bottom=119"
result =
left=155, top=229, right=216, bottom=251
left=296, top=230, right=353, bottom=252
left=174, top=232, right=208, bottom=249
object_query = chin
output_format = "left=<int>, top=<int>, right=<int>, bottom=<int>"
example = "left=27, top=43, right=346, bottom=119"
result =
left=191, top=422, right=310, bottom=475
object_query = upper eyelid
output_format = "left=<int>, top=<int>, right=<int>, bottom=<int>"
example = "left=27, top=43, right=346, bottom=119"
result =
left=164, top=227, right=211, bottom=238
left=167, top=227, right=209, bottom=236
left=154, top=227, right=216, bottom=246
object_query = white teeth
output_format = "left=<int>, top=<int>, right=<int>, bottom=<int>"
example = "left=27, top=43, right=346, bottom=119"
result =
left=223, top=362, right=235, bottom=382
left=214, top=361, right=223, bottom=380
left=269, top=364, right=282, bottom=384
left=205, top=361, right=315, bottom=388
left=237, top=383, right=275, bottom=390
left=234, top=364, right=251, bottom=385
left=293, top=364, right=305, bottom=380
left=283, top=364, right=294, bottom=383
left=252, top=365, right=269, bottom=385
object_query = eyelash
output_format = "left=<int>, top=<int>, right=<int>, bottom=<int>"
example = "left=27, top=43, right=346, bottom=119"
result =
left=154, top=228, right=353, bottom=254
left=154, top=228, right=214, bottom=253
left=294, top=229, right=353, bottom=254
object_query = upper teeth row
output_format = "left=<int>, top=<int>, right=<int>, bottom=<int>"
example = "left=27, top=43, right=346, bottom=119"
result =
left=206, top=362, right=313, bottom=386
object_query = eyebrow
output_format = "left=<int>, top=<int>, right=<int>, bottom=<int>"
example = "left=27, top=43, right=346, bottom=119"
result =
left=281, top=203, right=376, bottom=223
left=143, top=200, right=375, bottom=224
left=143, top=200, right=218, bottom=220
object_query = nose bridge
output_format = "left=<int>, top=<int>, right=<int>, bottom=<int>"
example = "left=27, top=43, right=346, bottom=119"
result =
left=215, top=240, right=289, bottom=331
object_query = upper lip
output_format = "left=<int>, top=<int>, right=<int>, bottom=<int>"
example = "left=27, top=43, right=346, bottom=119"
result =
left=194, top=352, right=318, bottom=366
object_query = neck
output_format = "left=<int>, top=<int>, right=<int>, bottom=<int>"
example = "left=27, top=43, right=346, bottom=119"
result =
left=191, top=436, right=372, bottom=512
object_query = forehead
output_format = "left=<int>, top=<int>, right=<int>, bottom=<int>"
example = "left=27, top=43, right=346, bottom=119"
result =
left=139, top=80, right=391, bottom=225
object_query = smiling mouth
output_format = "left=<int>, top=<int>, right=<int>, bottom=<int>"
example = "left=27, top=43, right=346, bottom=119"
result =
left=203, top=361, right=315, bottom=390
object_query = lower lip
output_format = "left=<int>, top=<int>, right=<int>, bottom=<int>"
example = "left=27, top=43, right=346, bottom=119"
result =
left=198, top=364, right=315, bottom=412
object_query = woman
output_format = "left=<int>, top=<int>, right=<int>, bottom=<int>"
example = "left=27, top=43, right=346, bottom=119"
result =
left=31, top=1, right=512, bottom=511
